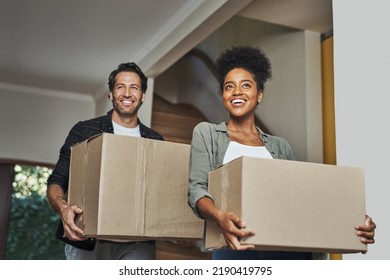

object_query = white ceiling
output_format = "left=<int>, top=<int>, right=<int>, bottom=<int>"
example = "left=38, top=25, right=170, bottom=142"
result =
left=0, top=0, right=332, bottom=99
left=238, top=0, right=333, bottom=35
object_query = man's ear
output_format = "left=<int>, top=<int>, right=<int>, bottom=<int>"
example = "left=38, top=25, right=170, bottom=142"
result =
left=141, top=93, right=145, bottom=103
left=108, top=92, right=113, bottom=100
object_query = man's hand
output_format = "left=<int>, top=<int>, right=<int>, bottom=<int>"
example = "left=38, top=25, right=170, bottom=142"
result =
left=47, top=184, right=86, bottom=241
left=60, top=204, right=86, bottom=241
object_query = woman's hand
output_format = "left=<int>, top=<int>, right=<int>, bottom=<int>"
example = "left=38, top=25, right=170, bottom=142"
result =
left=197, top=197, right=255, bottom=250
left=215, top=210, right=255, bottom=250
left=355, top=215, right=376, bottom=246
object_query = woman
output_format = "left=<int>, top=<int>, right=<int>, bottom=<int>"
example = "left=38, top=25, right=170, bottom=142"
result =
left=188, top=45, right=376, bottom=260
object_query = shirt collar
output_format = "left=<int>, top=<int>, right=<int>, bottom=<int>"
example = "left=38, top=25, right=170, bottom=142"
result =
left=215, top=121, right=268, bottom=138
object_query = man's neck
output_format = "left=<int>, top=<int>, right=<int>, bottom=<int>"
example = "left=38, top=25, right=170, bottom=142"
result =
left=111, top=112, right=138, bottom=128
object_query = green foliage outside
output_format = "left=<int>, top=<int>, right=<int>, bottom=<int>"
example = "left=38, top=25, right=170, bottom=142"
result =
left=6, top=165, right=65, bottom=259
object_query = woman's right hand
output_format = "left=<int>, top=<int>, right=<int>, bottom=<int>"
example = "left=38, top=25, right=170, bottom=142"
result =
left=215, top=209, right=255, bottom=250
left=197, top=197, right=255, bottom=250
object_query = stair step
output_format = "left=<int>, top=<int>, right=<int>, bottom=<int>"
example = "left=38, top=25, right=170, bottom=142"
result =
left=152, top=112, right=204, bottom=129
left=151, top=95, right=208, bottom=144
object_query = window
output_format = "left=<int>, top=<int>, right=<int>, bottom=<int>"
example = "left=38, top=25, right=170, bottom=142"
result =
left=6, top=165, right=65, bottom=259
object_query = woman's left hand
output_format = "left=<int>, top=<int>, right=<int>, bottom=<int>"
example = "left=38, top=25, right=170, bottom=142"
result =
left=355, top=215, right=376, bottom=245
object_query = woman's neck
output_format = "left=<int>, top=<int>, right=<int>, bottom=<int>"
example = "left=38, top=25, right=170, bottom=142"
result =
left=226, top=118, right=263, bottom=146
left=226, top=118, right=257, bottom=134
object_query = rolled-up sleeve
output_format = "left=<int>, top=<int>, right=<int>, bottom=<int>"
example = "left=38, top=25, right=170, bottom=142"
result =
left=188, top=123, right=214, bottom=218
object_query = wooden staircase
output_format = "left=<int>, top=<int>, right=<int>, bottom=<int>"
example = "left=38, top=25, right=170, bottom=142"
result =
left=151, top=95, right=208, bottom=144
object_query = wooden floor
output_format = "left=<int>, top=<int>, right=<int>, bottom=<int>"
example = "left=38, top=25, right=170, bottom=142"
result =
left=156, top=241, right=212, bottom=260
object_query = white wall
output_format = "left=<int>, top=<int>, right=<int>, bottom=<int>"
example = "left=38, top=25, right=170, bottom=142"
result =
left=0, top=83, right=95, bottom=164
left=333, top=0, right=390, bottom=259
left=0, top=75, right=154, bottom=166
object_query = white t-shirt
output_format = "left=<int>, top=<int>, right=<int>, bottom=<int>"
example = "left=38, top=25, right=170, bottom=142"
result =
left=223, top=141, right=273, bottom=164
left=112, top=121, right=141, bottom=137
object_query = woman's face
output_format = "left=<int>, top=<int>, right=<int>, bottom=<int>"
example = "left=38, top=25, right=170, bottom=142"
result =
left=222, top=67, right=263, bottom=118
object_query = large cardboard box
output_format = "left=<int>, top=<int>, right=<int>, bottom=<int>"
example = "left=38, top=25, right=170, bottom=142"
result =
left=205, top=157, right=367, bottom=254
left=67, top=133, right=203, bottom=240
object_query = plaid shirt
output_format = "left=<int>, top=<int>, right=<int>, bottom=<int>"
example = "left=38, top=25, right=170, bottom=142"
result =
left=47, top=110, right=163, bottom=250
left=48, top=109, right=164, bottom=193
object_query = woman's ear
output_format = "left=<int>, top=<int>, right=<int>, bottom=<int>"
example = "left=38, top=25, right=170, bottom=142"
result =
left=257, top=91, right=264, bottom=104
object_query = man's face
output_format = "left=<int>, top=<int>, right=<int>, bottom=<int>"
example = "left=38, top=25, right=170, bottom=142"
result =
left=110, top=71, right=145, bottom=118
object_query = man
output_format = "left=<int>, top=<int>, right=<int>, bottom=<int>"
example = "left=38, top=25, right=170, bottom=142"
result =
left=47, top=62, right=164, bottom=259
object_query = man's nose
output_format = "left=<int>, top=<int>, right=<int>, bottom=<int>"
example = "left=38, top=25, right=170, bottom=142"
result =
left=123, top=87, right=131, bottom=96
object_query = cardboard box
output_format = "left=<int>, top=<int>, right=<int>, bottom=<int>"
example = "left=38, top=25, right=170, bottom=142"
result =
left=67, top=133, right=203, bottom=240
left=205, top=156, right=367, bottom=254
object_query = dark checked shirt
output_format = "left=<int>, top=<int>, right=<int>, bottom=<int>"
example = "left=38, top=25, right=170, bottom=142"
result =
left=47, top=110, right=163, bottom=250
left=47, top=109, right=164, bottom=193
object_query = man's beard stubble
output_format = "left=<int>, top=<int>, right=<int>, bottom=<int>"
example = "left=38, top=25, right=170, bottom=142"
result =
left=112, top=99, right=143, bottom=118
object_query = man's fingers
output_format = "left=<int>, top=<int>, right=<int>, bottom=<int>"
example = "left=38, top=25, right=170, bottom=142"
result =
left=69, top=205, right=83, bottom=214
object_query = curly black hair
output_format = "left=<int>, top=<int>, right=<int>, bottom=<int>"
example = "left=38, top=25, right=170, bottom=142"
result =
left=216, top=45, right=272, bottom=93
left=108, top=62, right=148, bottom=93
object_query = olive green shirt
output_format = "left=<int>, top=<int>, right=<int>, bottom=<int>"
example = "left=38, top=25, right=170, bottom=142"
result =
left=188, top=121, right=296, bottom=217
left=188, top=122, right=327, bottom=259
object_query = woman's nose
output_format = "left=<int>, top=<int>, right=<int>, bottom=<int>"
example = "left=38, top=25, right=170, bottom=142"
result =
left=233, top=87, right=241, bottom=95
